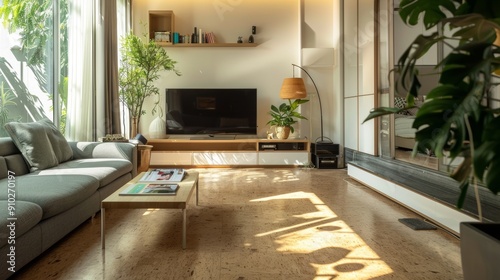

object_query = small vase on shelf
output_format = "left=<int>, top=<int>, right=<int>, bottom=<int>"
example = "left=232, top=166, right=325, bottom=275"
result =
left=149, top=116, right=166, bottom=138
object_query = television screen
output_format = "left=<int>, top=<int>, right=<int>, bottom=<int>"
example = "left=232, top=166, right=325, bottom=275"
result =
left=165, top=88, right=257, bottom=135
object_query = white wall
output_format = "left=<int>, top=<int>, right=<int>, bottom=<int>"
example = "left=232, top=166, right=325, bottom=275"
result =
left=131, top=0, right=341, bottom=146
left=132, top=0, right=303, bottom=138
left=301, top=0, right=342, bottom=146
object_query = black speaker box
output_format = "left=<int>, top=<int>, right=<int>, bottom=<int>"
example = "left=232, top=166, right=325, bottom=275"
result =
left=311, top=143, right=339, bottom=155
left=134, top=134, right=148, bottom=145
left=312, top=153, right=339, bottom=169
left=311, top=143, right=340, bottom=169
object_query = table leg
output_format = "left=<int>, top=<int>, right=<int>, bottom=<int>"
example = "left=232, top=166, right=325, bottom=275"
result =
left=101, top=207, right=105, bottom=249
left=182, top=208, right=187, bottom=249
left=196, top=179, right=199, bottom=206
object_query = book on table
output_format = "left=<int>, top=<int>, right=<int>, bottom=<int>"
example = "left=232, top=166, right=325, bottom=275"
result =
left=120, top=183, right=179, bottom=196
left=139, top=168, right=185, bottom=183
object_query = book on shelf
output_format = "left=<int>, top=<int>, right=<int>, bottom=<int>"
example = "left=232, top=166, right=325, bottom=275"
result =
left=139, top=168, right=186, bottom=183
left=206, top=32, right=216, bottom=43
left=120, top=183, right=179, bottom=196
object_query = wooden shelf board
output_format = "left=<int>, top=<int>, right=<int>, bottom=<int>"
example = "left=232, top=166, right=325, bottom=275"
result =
left=157, top=43, right=258, bottom=48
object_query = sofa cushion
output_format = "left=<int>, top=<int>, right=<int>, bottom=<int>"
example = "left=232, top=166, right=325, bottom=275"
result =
left=0, top=138, right=30, bottom=178
left=4, top=154, right=30, bottom=176
left=0, top=200, right=43, bottom=247
left=0, top=174, right=99, bottom=220
left=38, top=118, right=73, bottom=163
left=4, top=121, right=59, bottom=171
left=35, top=158, right=133, bottom=187
left=0, top=137, right=20, bottom=156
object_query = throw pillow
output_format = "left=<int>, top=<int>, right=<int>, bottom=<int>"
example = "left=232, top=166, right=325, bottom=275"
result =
left=394, top=96, right=407, bottom=108
left=4, top=121, right=59, bottom=172
left=38, top=118, right=73, bottom=163
left=394, top=96, right=410, bottom=116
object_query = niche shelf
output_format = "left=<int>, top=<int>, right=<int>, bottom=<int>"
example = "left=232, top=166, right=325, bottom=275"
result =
left=148, top=10, right=174, bottom=42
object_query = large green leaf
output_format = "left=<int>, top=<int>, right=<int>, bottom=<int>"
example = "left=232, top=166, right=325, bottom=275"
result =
left=445, top=14, right=500, bottom=42
left=399, top=0, right=458, bottom=28
left=363, top=107, right=408, bottom=124
left=396, top=33, right=442, bottom=98
left=413, top=83, right=481, bottom=158
left=474, top=115, right=500, bottom=194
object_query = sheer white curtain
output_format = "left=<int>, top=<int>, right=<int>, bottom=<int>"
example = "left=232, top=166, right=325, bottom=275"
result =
left=65, top=0, right=95, bottom=141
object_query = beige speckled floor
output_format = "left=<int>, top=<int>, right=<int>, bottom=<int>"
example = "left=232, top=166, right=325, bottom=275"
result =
left=11, top=168, right=462, bottom=279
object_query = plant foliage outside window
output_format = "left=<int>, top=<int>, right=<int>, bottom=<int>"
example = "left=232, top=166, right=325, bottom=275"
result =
left=0, top=0, right=69, bottom=133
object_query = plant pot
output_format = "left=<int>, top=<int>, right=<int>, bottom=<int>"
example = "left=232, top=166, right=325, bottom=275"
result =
left=130, top=117, right=138, bottom=139
left=460, top=222, right=500, bottom=280
left=149, top=116, right=166, bottom=138
left=275, top=126, right=291, bottom=139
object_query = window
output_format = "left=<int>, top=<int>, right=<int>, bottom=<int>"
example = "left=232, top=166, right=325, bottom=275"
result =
left=0, top=0, right=130, bottom=140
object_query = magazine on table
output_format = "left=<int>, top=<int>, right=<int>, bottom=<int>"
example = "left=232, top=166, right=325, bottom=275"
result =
left=119, top=183, right=179, bottom=196
left=139, top=169, right=186, bottom=183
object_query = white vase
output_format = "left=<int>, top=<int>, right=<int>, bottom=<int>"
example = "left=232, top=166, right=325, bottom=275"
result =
left=149, top=116, right=166, bottom=138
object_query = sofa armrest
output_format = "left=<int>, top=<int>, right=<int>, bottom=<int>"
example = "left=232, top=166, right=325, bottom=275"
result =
left=68, top=142, right=137, bottom=177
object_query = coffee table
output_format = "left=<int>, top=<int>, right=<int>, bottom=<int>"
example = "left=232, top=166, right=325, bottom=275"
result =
left=101, top=171, right=199, bottom=249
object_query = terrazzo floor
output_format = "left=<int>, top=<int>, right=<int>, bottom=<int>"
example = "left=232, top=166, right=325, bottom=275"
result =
left=10, top=168, right=462, bottom=280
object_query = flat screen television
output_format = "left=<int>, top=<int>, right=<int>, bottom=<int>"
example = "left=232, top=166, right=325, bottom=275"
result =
left=165, top=88, right=257, bottom=136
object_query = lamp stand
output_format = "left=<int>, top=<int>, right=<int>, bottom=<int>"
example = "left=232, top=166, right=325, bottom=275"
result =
left=291, top=64, right=333, bottom=144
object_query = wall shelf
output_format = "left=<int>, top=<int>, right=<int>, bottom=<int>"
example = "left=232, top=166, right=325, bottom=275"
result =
left=148, top=10, right=258, bottom=48
left=156, top=42, right=258, bottom=48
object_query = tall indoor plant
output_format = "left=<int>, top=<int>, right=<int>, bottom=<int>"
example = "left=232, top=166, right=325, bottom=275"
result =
left=267, top=99, right=308, bottom=139
left=364, top=0, right=500, bottom=278
left=119, top=32, right=180, bottom=138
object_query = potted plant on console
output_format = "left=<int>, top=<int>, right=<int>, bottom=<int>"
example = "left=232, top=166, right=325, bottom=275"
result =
left=267, top=99, right=308, bottom=139
left=119, top=31, right=180, bottom=138
left=364, top=0, right=500, bottom=279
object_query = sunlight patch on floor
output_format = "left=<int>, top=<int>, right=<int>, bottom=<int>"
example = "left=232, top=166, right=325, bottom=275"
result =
left=252, top=191, right=394, bottom=279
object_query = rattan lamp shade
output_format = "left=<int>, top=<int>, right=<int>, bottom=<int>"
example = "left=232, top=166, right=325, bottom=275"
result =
left=279, top=78, right=307, bottom=99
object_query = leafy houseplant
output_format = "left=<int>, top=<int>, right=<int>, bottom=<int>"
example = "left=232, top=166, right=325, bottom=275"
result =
left=119, top=32, right=180, bottom=138
left=267, top=99, right=308, bottom=139
left=0, top=82, right=18, bottom=137
left=364, top=0, right=500, bottom=278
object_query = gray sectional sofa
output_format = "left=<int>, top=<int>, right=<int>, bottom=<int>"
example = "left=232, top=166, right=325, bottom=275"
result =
left=0, top=120, right=137, bottom=279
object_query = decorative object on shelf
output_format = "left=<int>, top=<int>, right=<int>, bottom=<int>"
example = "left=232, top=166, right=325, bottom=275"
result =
left=266, top=130, right=273, bottom=139
left=363, top=1, right=500, bottom=279
left=149, top=116, right=166, bottom=138
left=237, top=36, right=243, bottom=43
left=248, top=25, right=255, bottom=43
left=133, top=133, right=148, bottom=145
left=267, top=99, right=309, bottom=140
left=274, top=126, right=290, bottom=140
left=119, top=31, right=181, bottom=138
left=281, top=64, right=333, bottom=144
left=149, top=95, right=166, bottom=138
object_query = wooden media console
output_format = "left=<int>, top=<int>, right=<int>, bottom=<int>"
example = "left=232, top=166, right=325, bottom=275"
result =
left=148, top=138, right=310, bottom=167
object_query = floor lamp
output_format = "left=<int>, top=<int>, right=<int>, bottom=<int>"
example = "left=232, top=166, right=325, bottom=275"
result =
left=279, top=64, right=333, bottom=144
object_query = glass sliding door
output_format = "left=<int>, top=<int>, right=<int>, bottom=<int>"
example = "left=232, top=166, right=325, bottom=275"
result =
left=376, top=0, right=392, bottom=159
left=343, top=0, right=376, bottom=156
left=0, top=0, right=61, bottom=135
left=0, top=0, right=130, bottom=140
